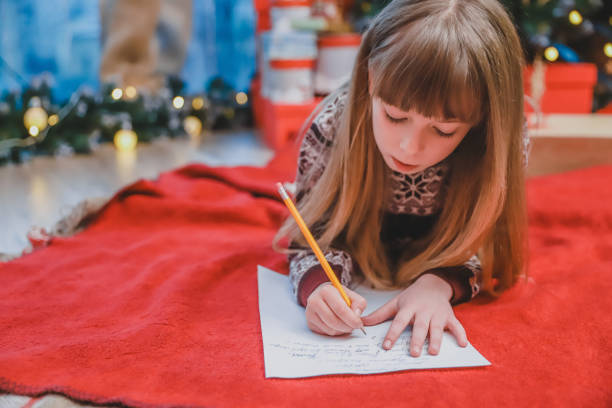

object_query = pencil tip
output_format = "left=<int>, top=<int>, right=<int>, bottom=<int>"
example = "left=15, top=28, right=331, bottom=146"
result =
left=360, top=327, right=367, bottom=335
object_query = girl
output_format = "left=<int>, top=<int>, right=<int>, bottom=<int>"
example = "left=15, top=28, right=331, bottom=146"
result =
left=275, top=0, right=529, bottom=357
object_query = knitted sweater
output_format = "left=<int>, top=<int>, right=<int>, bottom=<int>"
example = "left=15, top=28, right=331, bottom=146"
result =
left=288, top=87, right=530, bottom=307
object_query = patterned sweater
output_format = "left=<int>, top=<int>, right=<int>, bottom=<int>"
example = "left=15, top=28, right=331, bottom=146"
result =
left=288, top=87, right=530, bottom=307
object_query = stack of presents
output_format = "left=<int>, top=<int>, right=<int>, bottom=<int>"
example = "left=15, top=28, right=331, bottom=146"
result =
left=251, top=0, right=600, bottom=150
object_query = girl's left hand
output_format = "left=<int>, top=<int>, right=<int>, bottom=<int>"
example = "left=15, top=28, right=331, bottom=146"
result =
left=361, top=273, right=468, bottom=357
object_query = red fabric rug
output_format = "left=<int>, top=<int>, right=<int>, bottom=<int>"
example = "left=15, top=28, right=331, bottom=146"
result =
left=1, top=150, right=611, bottom=407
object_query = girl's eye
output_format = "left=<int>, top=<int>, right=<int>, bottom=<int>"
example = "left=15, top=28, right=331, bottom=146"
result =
left=435, top=128, right=456, bottom=138
left=385, top=111, right=406, bottom=124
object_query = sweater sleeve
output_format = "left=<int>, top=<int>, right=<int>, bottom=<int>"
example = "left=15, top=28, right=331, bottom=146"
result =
left=420, top=255, right=482, bottom=306
left=287, top=88, right=352, bottom=306
left=289, top=250, right=356, bottom=307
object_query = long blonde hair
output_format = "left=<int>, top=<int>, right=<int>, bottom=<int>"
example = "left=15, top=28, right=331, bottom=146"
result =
left=275, top=0, right=528, bottom=297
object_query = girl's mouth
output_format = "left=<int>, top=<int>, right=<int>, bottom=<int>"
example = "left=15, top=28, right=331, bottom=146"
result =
left=391, top=156, right=419, bottom=173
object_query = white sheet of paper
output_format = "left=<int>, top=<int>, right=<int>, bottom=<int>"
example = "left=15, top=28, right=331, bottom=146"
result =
left=257, top=265, right=491, bottom=378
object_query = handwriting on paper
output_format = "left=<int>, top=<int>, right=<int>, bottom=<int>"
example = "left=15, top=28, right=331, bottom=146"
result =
left=268, top=333, right=439, bottom=373
left=258, top=265, right=491, bottom=378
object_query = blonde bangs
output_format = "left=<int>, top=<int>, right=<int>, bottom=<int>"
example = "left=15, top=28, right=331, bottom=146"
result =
left=369, top=19, right=486, bottom=125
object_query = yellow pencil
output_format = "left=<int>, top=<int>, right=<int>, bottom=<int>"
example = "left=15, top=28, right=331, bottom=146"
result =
left=276, top=182, right=366, bottom=335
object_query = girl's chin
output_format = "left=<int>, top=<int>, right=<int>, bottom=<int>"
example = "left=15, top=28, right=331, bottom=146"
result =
left=388, top=156, right=420, bottom=174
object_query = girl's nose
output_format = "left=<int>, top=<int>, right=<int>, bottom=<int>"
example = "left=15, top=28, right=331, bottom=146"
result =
left=399, top=129, right=425, bottom=155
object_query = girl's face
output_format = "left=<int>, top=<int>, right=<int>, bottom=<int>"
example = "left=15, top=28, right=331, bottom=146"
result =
left=371, top=96, right=473, bottom=175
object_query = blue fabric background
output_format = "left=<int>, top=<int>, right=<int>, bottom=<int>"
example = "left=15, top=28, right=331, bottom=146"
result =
left=0, top=0, right=256, bottom=100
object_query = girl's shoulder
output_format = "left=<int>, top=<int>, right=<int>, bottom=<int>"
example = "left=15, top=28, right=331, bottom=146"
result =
left=309, top=85, right=350, bottom=145
left=295, top=85, right=349, bottom=190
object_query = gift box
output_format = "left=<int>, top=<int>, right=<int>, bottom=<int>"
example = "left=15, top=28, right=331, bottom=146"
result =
left=524, top=63, right=598, bottom=114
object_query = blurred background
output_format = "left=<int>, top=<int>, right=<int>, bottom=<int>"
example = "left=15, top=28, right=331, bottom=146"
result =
left=0, top=0, right=256, bottom=99
left=0, top=0, right=611, bottom=257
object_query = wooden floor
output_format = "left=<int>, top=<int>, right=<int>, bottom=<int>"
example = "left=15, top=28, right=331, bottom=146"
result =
left=0, top=129, right=273, bottom=256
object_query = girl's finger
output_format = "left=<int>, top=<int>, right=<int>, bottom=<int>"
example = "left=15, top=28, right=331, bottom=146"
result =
left=314, top=310, right=348, bottom=336
left=426, top=315, right=446, bottom=355
left=314, top=298, right=354, bottom=333
left=323, top=287, right=364, bottom=329
left=448, top=316, right=469, bottom=347
left=306, top=311, right=327, bottom=335
left=306, top=304, right=327, bottom=334
left=361, top=297, right=398, bottom=326
left=409, top=314, right=431, bottom=357
left=309, top=310, right=342, bottom=336
left=382, top=309, right=414, bottom=350
left=345, top=287, right=368, bottom=316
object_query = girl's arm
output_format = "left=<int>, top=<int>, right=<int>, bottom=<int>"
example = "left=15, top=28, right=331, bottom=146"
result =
left=288, top=88, right=351, bottom=306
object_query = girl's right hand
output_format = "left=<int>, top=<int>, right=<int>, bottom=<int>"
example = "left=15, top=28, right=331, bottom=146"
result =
left=305, top=282, right=367, bottom=336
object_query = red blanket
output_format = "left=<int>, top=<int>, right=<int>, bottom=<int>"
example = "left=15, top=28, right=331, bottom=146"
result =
left=1, top=150, right=611, bottom=407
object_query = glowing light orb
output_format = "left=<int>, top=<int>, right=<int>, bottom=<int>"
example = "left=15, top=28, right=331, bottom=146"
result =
left=173, top=96, right=185, bottom=109
left=183, top=116, right=203, bottom=137
left=114, top=129, right=138, bottom=152
left=125, top=86, right=138, bottom=99
left=235, top=92, right=248, bottom=105
left=544, top=46, right=559, bottom=62
left=48, top=114, right=59, bottom=126
left=568, top=10, right=583, bottom=25
left=24, top=106, right=49, bottom=132
left=111, top=88, right=123, bottom=100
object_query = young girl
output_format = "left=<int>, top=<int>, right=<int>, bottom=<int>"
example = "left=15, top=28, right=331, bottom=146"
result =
left=275, top=0, right=529, bottom=357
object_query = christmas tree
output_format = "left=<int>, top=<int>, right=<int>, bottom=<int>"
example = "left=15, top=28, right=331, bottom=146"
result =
left=502, top=0, right=611, bottom=111
left=348, top=0, right=611, bottom=112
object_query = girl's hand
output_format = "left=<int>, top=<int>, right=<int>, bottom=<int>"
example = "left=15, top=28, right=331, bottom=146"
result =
left=305, top=283, right=367, bottom=336
left=361, top=273, right=468, bottom=357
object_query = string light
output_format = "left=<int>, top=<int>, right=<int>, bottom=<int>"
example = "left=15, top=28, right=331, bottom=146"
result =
left=113, top=128, right=138, bottom=152
left=23, top=106, right=48, bottom=132
left=568, top=10, right=583, bottom=25
left=183, top=115, right=203, bottom=137
left=48, top=114, right=59, bottom=126
left=125, top=86, right=138, bottom=99
left=172, top=96, right=185, bottom=109
left=544, top=46, right=559, bottom=62
left=235, top=92, right=248, bottom=105
left=604, top=42, right=612, bottom=58
left=111, top=88, right=123, bottom=100
left=0, top=74, right=250, bottom=164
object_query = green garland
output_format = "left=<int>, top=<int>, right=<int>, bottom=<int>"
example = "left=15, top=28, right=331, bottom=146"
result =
left=0, top=75, right=253, bottom=166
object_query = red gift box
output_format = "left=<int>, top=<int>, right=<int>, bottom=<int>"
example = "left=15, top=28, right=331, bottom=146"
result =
left=524, top=63, right=597, bottom=114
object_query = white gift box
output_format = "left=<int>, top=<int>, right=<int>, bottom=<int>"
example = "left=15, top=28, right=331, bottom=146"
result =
left=270, top=0, right=312, bottom=31
left=315, top=33, right=361, bottom=95
left=267, top=58, right=316, bottom=104
left=260, top=30, right=317, bottom=99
